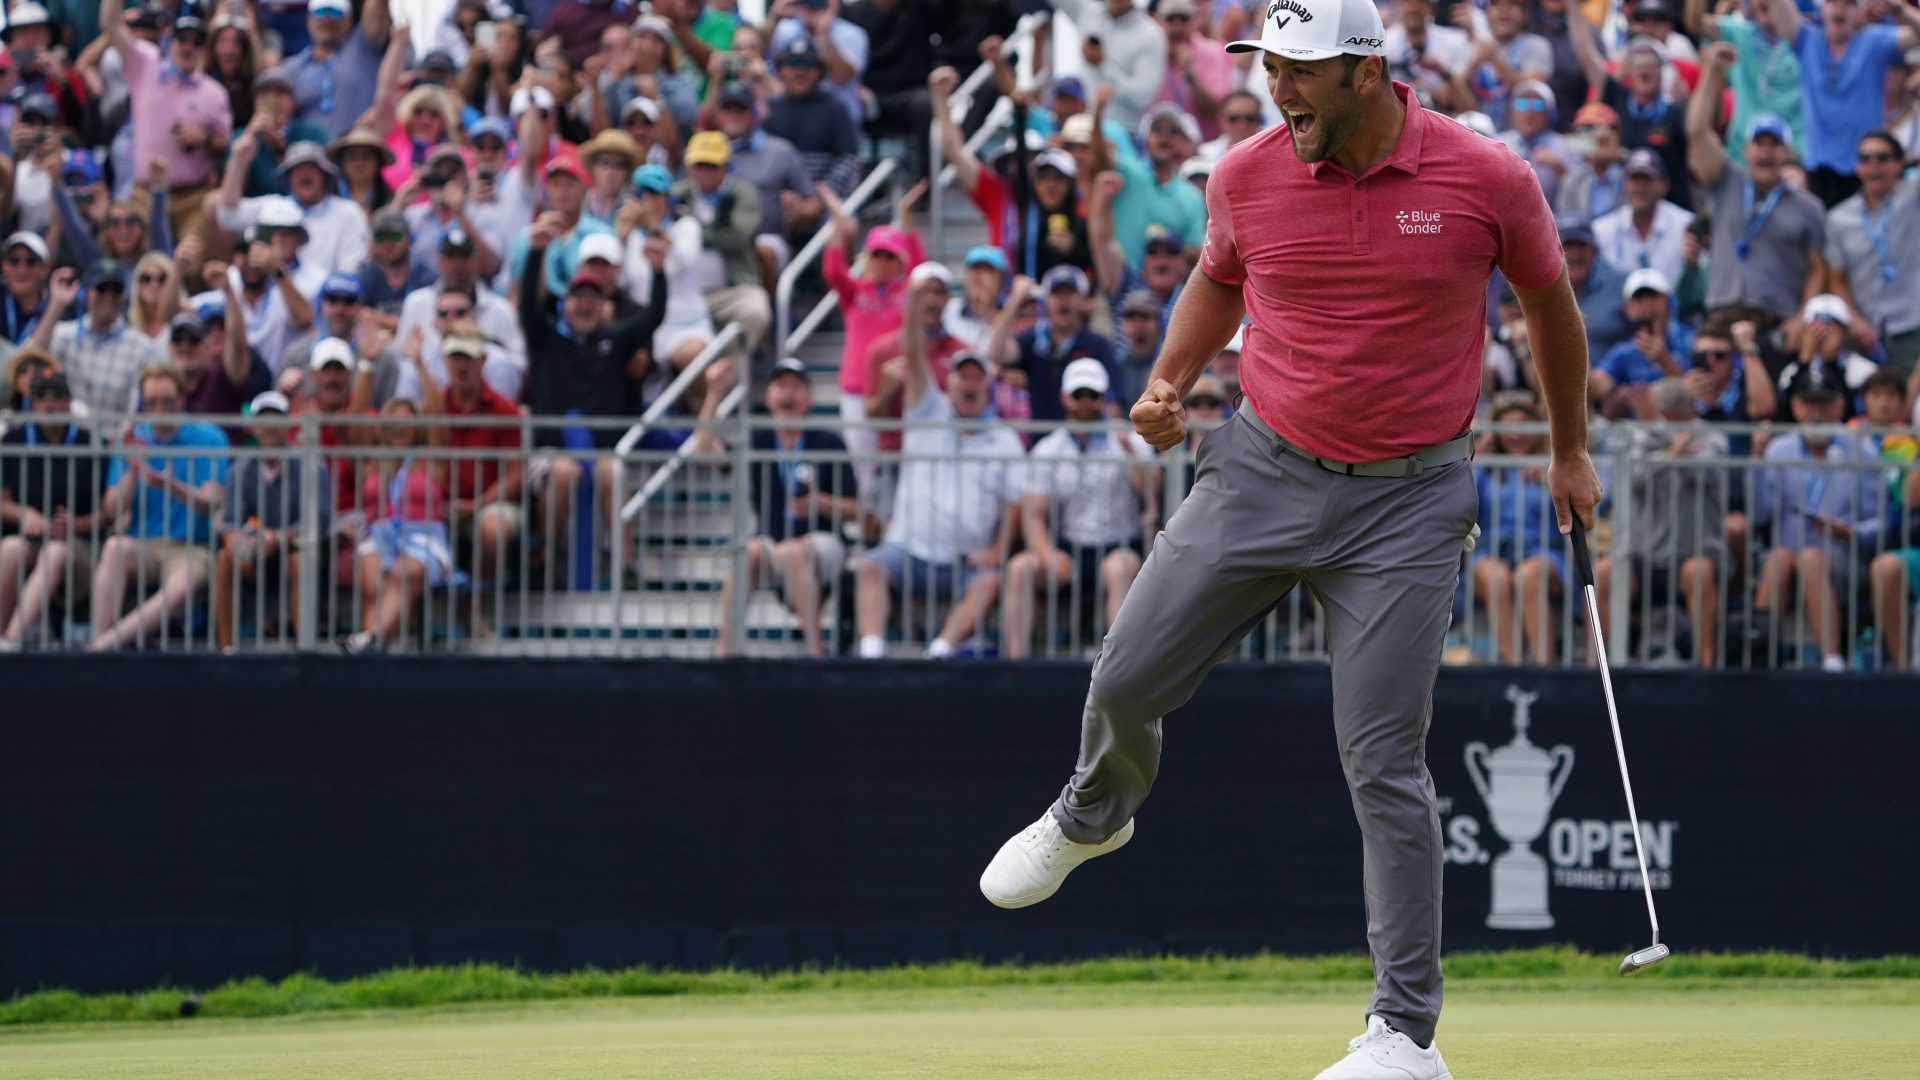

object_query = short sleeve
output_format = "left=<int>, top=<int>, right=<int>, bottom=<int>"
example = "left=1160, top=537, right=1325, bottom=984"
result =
left=1200, top=155, right=1245, bottom=287
left=1822, top=208, right=1849, bottom=269
left=1493, top=153, right=1564, bottom=291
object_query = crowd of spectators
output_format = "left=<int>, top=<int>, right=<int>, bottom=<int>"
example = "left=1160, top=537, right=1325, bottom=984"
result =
left=0, top=0, right=1916, bottom=666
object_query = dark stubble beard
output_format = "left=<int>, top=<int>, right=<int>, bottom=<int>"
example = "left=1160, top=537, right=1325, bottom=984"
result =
left=1287, top=68, right=1363, bottom=164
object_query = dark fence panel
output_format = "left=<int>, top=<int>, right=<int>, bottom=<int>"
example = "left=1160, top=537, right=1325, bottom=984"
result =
left=2, top=658, right=1914, bottom=995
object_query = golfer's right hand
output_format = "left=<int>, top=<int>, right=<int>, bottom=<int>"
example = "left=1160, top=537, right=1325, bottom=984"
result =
left=1132, top=380, right=1186, bottom=451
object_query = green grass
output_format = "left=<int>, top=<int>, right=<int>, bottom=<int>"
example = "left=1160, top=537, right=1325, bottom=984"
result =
left=1, top=977, right=1916, bottom=1078
left=2, top=948, right=1916, bottom=1027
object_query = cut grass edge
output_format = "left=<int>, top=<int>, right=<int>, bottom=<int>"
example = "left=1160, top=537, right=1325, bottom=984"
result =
left=4, top=947, right=1916, bottom=1028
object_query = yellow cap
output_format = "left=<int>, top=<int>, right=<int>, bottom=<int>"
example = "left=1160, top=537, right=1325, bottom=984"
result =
left=686, top=131, right=732, bottom=168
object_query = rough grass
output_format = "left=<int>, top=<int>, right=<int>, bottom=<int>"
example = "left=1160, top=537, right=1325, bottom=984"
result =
left=4, top=947, right=1915, bottom=1027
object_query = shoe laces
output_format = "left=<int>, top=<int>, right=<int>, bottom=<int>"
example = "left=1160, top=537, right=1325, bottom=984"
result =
left=1347, top=1016, right=1401, bottom=1057
left=1024, top=817, right=1072, bottom=864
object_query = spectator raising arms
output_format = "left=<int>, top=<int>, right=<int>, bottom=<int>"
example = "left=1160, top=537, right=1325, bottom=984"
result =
left=820, top=177, right=926, bottom=493
left=1053, top=0, right=1168, bottom=133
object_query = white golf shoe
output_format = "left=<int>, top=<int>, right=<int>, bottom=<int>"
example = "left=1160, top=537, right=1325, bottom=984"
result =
left=978, top=813, right=1133, bottom=909
left=1312, top=1016, right=1452, bottom=1080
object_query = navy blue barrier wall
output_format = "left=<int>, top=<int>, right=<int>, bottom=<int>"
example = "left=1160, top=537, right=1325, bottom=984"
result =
left=2, top=657, right=1915, bottom=995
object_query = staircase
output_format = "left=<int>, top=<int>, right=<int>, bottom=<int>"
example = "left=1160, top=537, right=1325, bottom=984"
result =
left=476, top=191, right=997, bottom=658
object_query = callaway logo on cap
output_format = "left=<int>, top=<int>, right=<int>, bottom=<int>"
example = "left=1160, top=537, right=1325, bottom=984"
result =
left=1226, top=0, right=1388, bottom=61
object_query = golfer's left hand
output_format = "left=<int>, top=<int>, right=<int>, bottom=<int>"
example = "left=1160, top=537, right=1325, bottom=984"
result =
left=1548, top=450, right=1603, bottom=535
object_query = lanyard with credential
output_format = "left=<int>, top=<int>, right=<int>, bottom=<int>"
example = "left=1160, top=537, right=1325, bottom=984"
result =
left=1862, top=202, right=1898, bottom=284
left=1736, top=178, right=1785, bottom=260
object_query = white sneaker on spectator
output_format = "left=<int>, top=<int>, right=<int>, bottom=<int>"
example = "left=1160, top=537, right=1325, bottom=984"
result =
left=925, top=637, right=955, bottom=659
left=858, top=635, right=886, bottom=659
left=1313, top=1016, right=1451, bottom=1080
left=0, top=638, right=19, bottom=654
left=1821, top=654, right=1846, bottom=672
left=341, top=632, right=385, bottom=655
left=979, top=812, right=1132, bottom=909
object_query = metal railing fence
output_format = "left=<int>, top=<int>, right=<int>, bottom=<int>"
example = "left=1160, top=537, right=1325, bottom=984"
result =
left=2, top=410, right=1916, bottom=669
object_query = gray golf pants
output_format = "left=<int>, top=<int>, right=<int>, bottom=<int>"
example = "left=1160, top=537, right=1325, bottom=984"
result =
left=1049, top=410, right=1478, bottom=1047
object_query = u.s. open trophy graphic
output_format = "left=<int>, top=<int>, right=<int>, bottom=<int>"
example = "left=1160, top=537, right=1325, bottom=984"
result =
left=1464, top=685, right=1574, bottom=930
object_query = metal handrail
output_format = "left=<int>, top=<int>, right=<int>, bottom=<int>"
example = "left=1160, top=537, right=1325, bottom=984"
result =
left=930, top=11, right=1050, bottom=260
left=624, top=383, right=749, bottom=512
left=772, top=157, right=899, bottom=365
left=613, top=321, right=746, bottom=457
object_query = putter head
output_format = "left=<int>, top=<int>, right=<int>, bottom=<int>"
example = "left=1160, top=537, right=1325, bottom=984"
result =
left=1619, top=944, right=1671, bottom=977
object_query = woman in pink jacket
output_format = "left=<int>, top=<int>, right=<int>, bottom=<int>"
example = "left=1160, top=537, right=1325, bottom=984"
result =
left=819, top=179, right=928, bottom=504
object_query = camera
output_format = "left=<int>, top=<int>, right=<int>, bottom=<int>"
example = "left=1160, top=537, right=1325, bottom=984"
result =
left=422, top=171, right=452, bottom=189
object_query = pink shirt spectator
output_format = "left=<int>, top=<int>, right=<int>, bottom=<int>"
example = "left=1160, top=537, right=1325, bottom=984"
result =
left=1155, top=36, right=1236, bottom=142
left=362, top=459, right=447, bottom=524
left=1201, top=83, right=1562, bottom=463
left=824, top=228, right=925, bottom=396
left=122, top=40, right=234, bottom=189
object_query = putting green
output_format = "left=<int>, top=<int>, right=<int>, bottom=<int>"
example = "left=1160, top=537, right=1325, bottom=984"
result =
left=1, top=981, right=1914, bottom=1079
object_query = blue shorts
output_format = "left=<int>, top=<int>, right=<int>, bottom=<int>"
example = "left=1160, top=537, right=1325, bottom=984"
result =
left=862, top=542, right=982, bottom=602
left=357, top=519, right=454, bottom=587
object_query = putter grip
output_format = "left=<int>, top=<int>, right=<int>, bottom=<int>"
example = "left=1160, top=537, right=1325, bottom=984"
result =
left=1569, top=515, right=1595, bottom=591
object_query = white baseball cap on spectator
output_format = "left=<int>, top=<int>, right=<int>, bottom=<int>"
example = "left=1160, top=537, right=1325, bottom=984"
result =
left=1225, top=0, right=1388, bottom=62
left=1061, top=358, right=1111, bottom=397
left=1059, top=114, right=1096, bottom=146
left=1033, top=147, right=1078, bottom=178
left=4, top=2, right=51, bottom=33
left=311, top=337, right=355, bottom=371
left=631, top=14, right=673, bottom=42
left=1042, top=264, right=1092, bottom=297
left=1139, top=103, right=1201, bottom=145
left=510, top=85, right=559, bottom=119
left=909, top=262, right=953, bottom=289
left=1179, top=156, right=1214, bottom=181
left=952, top=350, right=995, bottom=378
left=257, top=197, right=307, bottom=232
left=4, top=232, right=49, bottom=262
left=621, top=96, right=661, bottom=125
left=1512, top=79, right=1555, bottom=112
left=1802, top=293, right=1851, bottom=325
left=1622, top=267, right=1672, bottom=301
left=1454, top=110, right=1498, bottom=139
left=308, top=0, right=351, bottom=15
left=578, top=233, right=622, bottom=266
left=1623, top=34, right=1669, bottom=66
left=442, top=329, right=488, bottom=359
left=249, top=390, right=291, bottom=415
left=1223, top=327, right=1246, bottom=354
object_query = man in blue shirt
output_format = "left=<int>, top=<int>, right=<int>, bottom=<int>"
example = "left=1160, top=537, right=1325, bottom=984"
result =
left=1768, top=0, right=1920, bottom=207
left=280, top=0, right=394, bottom=142
left=1591, top=267, right=1695, bottom=418
left=88, top=364, right=231, bottom=652
left=1563, top=224, right=1632, bottom=361
left=990, top=266, right=1118, bottom=423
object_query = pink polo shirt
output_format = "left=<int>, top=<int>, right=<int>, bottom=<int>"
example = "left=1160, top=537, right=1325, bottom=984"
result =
left=122, top=41, right=234, bottom=189
left=1201, top=82, right=1562, bottom=463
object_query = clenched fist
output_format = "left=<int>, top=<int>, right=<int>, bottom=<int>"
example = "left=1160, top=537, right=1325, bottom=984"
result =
left=1131, top=379, right=1186, bottom=451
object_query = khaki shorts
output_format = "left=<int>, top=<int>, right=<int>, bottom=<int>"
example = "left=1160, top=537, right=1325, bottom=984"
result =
left=134, top=538, right=213, bottom=582
left=765, top=531, right=847, bottom=589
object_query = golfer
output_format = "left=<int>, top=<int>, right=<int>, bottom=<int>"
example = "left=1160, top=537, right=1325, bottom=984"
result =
left=978, top=0, right=1602, bottom=1076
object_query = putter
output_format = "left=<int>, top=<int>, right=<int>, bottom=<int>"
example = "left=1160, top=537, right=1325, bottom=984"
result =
left=1568, top=517, right=1671, bottom=977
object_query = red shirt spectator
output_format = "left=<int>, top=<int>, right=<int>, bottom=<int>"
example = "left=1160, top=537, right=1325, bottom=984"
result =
left=444, top=380, right=523, bottom=503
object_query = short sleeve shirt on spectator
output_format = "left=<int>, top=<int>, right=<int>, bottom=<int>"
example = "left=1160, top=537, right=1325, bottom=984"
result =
left=1702, top=161, right=1825, bottom=320
left=885, top=386, right=1026, bottom=564
left=1200, top=82, right=1563, bottom=462
left=444, top=383, right=525, bottom=502
left=107, top=421, right=231, bottom=543
left=1026, top=427, right=1154, bottom=549
left=1792, top=22, right=1903, bottom=175
left=1825, top=178, right=1920, bottom=338
left=1015, top=324, right=1118, bottom=423
left=1112, top=154, right=1207, bottom=271
left=121, top=40, right=234, bottom=188
left=1599, top=80, right=1692, bottom=207
left=1717, top=16, right=1805, bottom=165
left=284, top=27, right=384, bottom=141
left=1467, top=33, right=1554, bottom=129
left=50, top=320, right=163, bottom=416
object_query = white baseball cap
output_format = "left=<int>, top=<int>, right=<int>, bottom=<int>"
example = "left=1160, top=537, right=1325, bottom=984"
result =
left=1226, top=0, right=1387, bottom=62
left=249, top=390, right=291, bottom=415
left=577, top=232, right=623, bottom=266
left=1622, top=267, right=1672, bottom=301
left=908, top=261, right=953, bottom=289
left=1033, top=147, right=1078, bottom=178
left=1802, top=293, right=1850, bottom=325
left=311, top=336, right=355, bottom=370
left=1061, top=358, right=1111, bottom=397
left=257, top=197, right=306, bottom=231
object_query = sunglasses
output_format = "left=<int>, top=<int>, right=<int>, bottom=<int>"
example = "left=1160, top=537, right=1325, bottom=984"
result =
left=1858, top=151, right=1899, bottom=164
left=624, top=116, right=651, bottom=128
left=1512, top=98, right=1549, bottom=113
left=93, top=280, right=126, bottom=293
left=1225, top=113, right=1260, bottom=124
left=436, top=306, right=472, bottom=318
left=323, top=293, right=360, bottom=304
left=5, top=255, right=43, bottom=267
left=474, top=138, right=507, bottom=152
left=1694, top=348, right=1732, bottom=362
left=375, top=230, right=407, bottom=242
left=169, top=333, right=202, bottom=346
left=174, top=33, right=207, bottom=46
left=139, top=272, right=167, bottom=285
left=109, top=215, right=143, bottom=228
left=143, top=396, right=181, bottom=409
left=1185, top=396, right=1223, bottom=409
left=1069, top=390, right=1104, bottom=401
left=1145, top=243, right=1182, bottom=257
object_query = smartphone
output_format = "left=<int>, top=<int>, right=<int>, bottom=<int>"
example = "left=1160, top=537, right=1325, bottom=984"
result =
left=475, top=167, right=498, bottom=185
left=474, top=21, right=497, bottom=50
